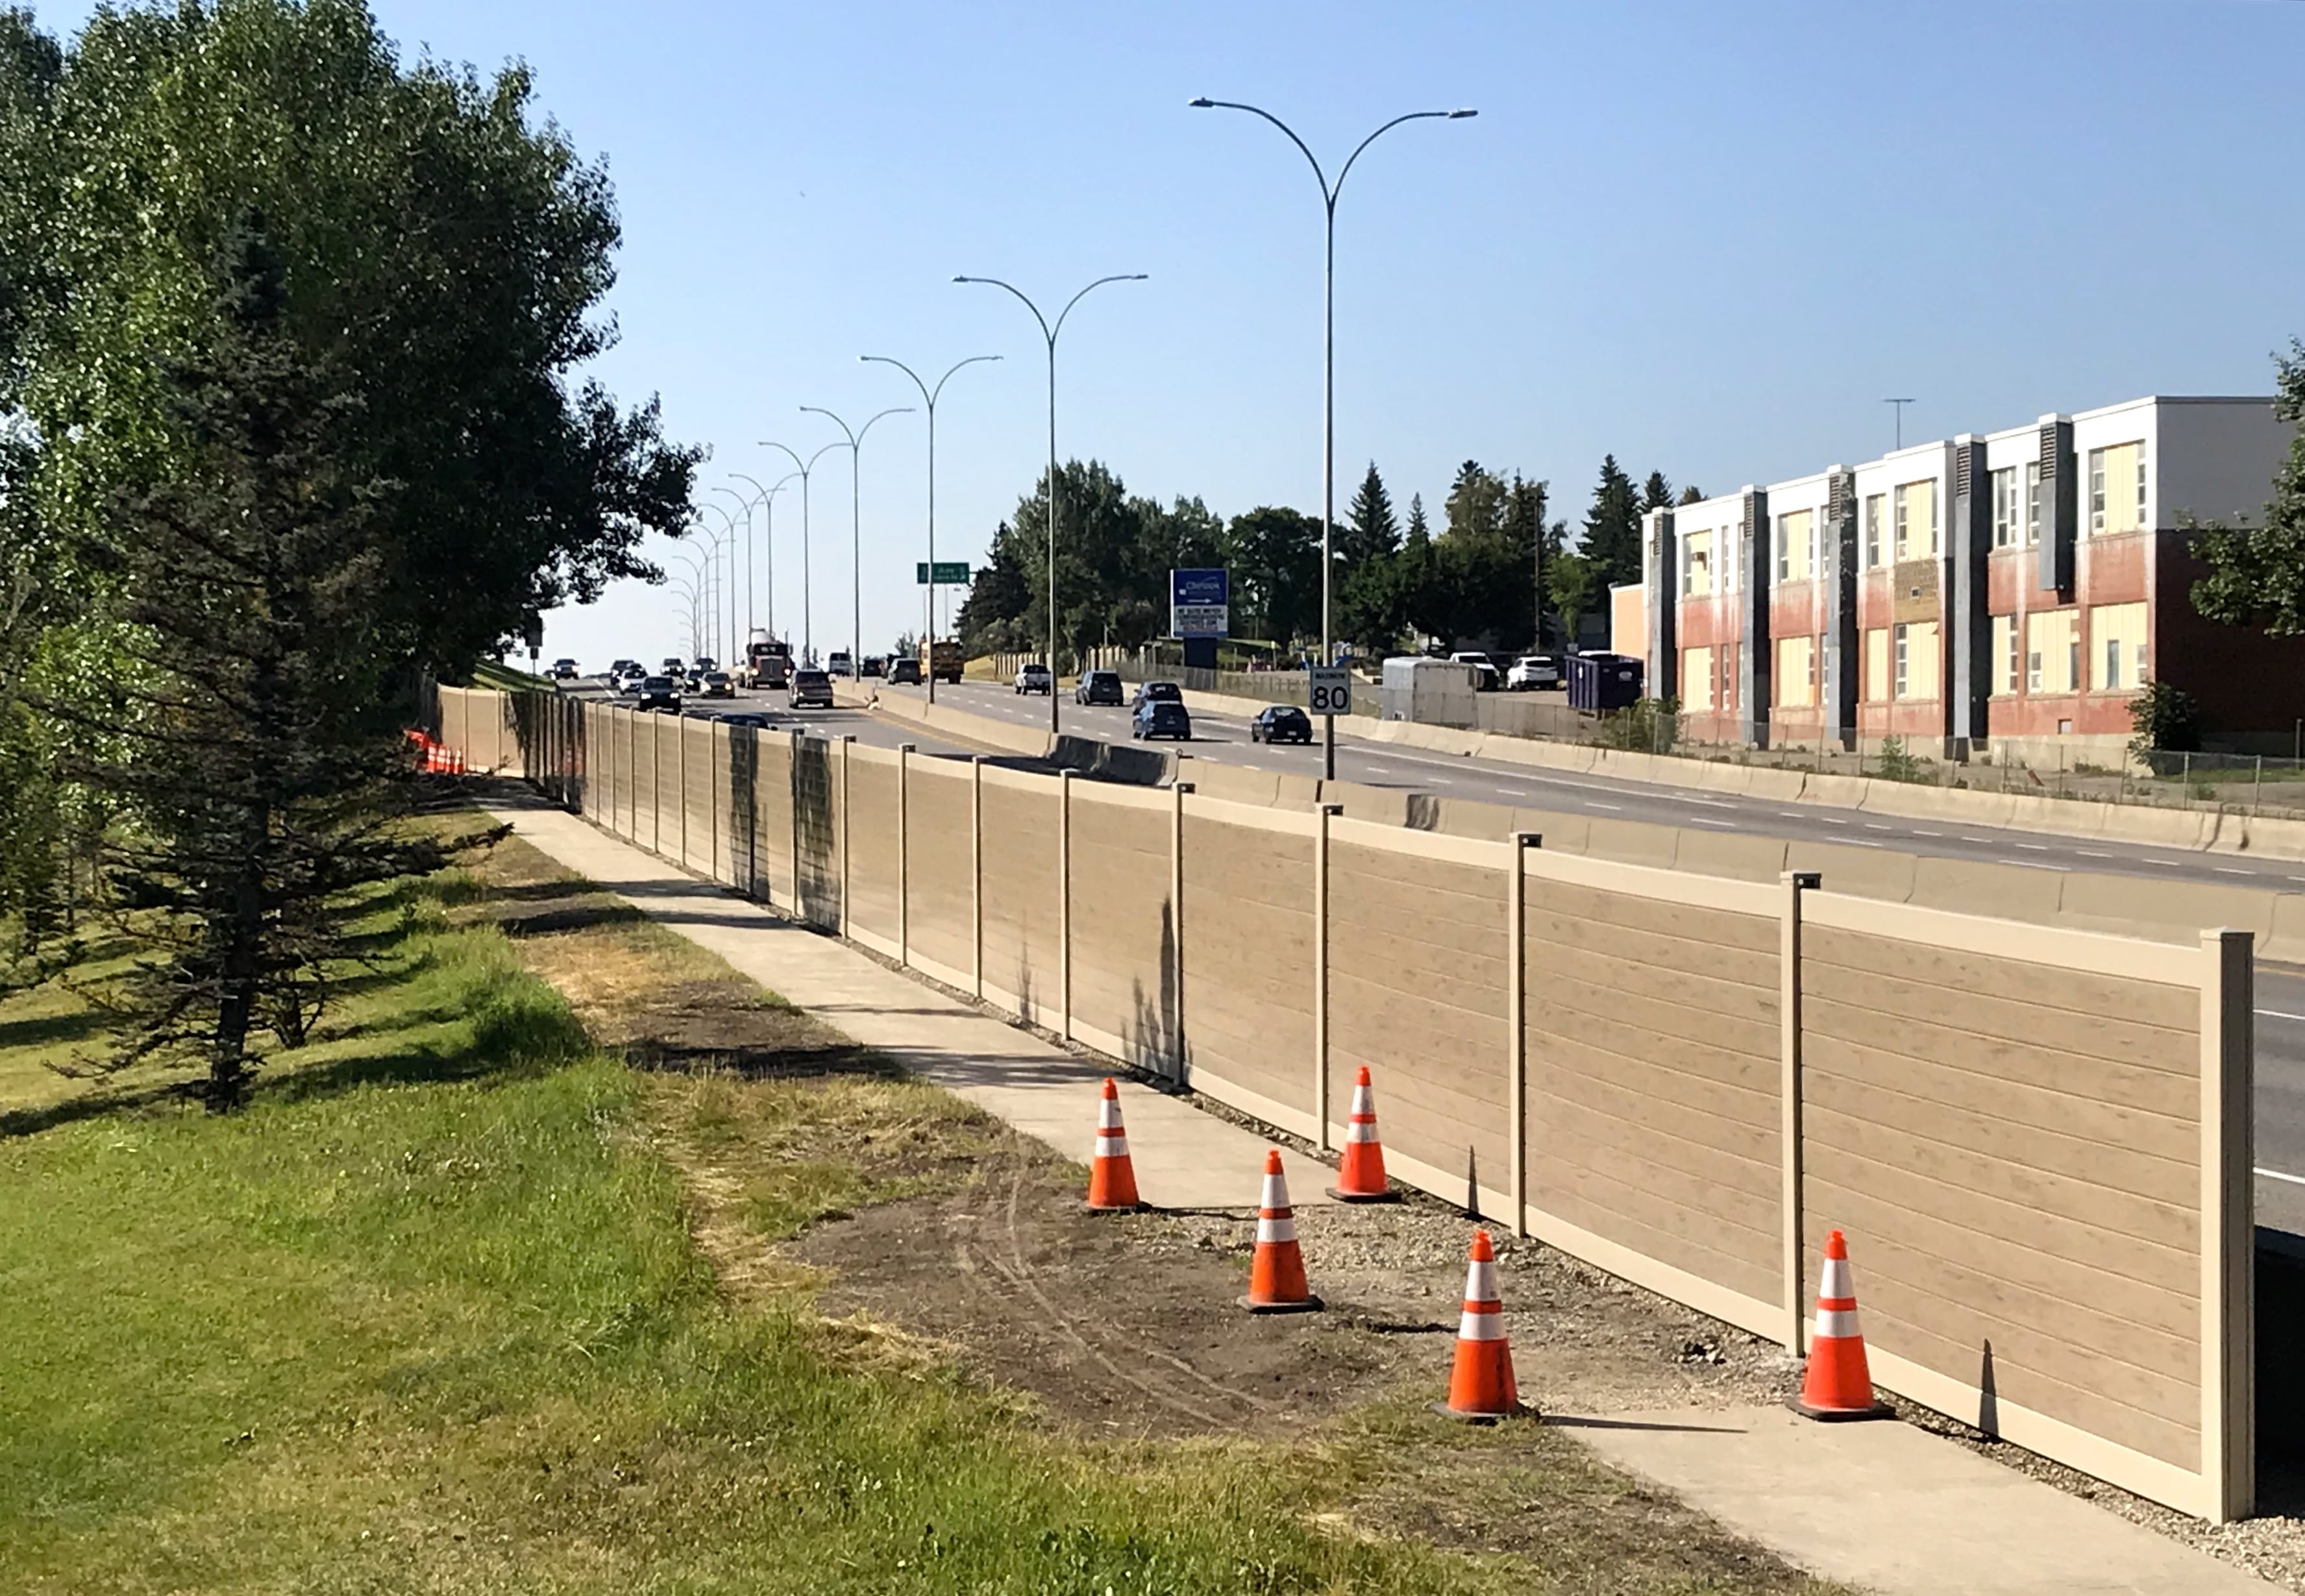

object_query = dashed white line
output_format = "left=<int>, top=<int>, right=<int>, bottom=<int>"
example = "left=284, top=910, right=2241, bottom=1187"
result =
left=2001, top=859, right=2069, bottom=872
left=2015, top=843, right=2049, bottom=852
left=1682, top=797, right=1738, bottom=809
left=2258, top=1167, right=2305, bottom=1188
left=1690, top=818, right=1738, bottom=829
left=1912, top=829, right=1944, bottom=838
left=1587, top=802, right=1624, bottom=812
left=1847, top=839, right=1885, bottom=848
left=1430, top=777, right=1454, bottom=786
left=1499, top=788, right=1532, bottom=798
left=1817, top=816, right=1847, bottom=826
left=2077, top=850, right=2114, bottom=858
left=2143, top=859, right=2182, bottom=868
left=2258, top=1009, right=2305, bottom=1024
left=2215, top=868, right=2256, bottom=878
left=1864, top=824, right=1895, bottom=831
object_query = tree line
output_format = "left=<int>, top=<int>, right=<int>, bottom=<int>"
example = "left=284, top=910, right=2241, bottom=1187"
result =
left=956, top=454, right=1703, bottom=665
left=0, top=1, right=695, bottom=1103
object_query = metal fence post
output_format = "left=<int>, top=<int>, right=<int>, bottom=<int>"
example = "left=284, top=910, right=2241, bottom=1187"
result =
left=1171, top=781, right=1192, bottom=1083
left=1058, top=769, right=1075, bottom=1040
left=839, top=735, right=856, bottom=940
left=1314, top=802, right=1342, bottom=1150
left=2202, top=927, right=2256, bottom=1521
left=1507, top=831, right=1543, bottom=1238
left=1780, top=868, right=1821, bottom=1354
left=898, top=744, right=913, bottom=966
left=971, top=755, right=987, bottom=998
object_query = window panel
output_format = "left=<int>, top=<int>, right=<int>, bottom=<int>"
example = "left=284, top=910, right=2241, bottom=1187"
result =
left=2088, top=602, right=2148, bottom=692
left=1991, top=615, right=2017, bottom=695
left=1864, top=627, right=1889, bottom=703
left=2025, top=462, right=2041, bottom=545
left=1683, top=645, right=1714, bottom=712
left=1991, top=467, right=2016, bottom=548
left=1864, top=495, right=1887, bottom=569
left=2026, top=610, right=2078, bottom=694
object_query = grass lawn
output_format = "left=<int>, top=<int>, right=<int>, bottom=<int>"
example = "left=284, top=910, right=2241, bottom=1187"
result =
left=470, top=659, right=550, bottom=692
left=0, top=829, right=1838, bottom=1594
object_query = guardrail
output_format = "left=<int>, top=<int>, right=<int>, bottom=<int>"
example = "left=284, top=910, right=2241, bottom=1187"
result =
left=451, top=683, right=2260, bottom=1522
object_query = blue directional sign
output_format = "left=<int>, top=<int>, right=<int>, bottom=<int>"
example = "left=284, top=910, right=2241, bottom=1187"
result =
left=1170, top=568, right=1229, bottom=639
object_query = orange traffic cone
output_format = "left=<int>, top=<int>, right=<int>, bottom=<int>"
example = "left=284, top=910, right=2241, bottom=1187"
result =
left=1792, top=1229, right=1890, bottom=1421
left=1085, top=1078, right=1143, bottom=1213
left=1434, top=1231, right=1527, bottom=1421
left=1241, top=1148, right=1322, bottom=1314
left=1327, top=1065, right=1398, bottom=1202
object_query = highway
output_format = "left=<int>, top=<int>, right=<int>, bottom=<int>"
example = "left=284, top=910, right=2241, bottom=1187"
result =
left=568, top=675, right=2305, bottom=1227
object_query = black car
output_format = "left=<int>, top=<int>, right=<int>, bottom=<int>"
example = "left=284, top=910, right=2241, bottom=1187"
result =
left=1075, top=669, right=1124, bottom=706
left=719, top=712, right=772, bottom=730
left=1130, top=680, right=1184, bottom=712
left=861, top=656, right=886, bottom=680
left=1132, top=699, right=1191, bottom=741
left=789, top=669, right=834, bottom=709
left=636, top=675, right=683, bottom=713
left=888, top=657, right=923, bottom=685
left=1250, top=704, right=1313, bottom=744
left=549, top=657, right=580, bottom=680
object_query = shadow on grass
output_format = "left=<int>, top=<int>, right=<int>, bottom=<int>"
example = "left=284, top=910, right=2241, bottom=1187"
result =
left=0, top=1076, right=200, bottom=1140
left=624, top=1034, right=902, bottom=1083
left=0, top=1007, right=114, bottom=1051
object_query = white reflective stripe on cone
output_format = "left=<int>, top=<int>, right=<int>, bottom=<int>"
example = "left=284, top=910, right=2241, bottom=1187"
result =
left=1457, top=1307, right=1507, bottom=1342
left=1092, top=1134, right=1128, bottom=1159
left=1098, top=1098, right=1125, bottom=1131
left=1351, top=1083, right=1374, bottom=1115
left=1819, top=1258, right=1852, bottom=1299
left=1346, top=1120, right=1379, bottom=1144
left=1259, top=1173, right=1289, bottom=1209
left=1464, top=1259, right=1498, bottom=1301
left=1814, top=1308, right=1860, bottom=1339
left=1256, top=1216, right=1297, bottom=1245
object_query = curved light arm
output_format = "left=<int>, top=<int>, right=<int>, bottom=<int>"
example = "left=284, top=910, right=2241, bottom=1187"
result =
left=860, top=352, right=1004, bottom=410
left=1335, top=108, right=1474, bottom=202
left=952, top=276, right=1052, bottom=347
left=800, top=403, right=913, bottom=448
left=1054, top=275, right=1150, bottom=342
left=712, top=484, right=757, bottom=521
left=758, top=439, right=844, bottom=478
left=1189, top=98, right=1475, bottom=209
left=728, top=471, right=778, bottom=507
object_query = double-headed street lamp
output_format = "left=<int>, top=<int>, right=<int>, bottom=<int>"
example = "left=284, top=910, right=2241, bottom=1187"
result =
left=1190, top=97, right=1475, bottom=779
left=759, top=439, right=849, bottom=668
left=728, top=471, right=790, bottom=644
left=952, top=272, right=1146, bottom=735
left=860, top=353, right=1002, bottom=704
left=799, top=404, right=912, bottom=676
left=711, top=485, right=755, bottom=648
left=696, top=503, right=742, bottom=663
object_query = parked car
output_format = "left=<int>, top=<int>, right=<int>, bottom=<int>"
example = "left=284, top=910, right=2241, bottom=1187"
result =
left=861, top=656, right=886, bottom=680
left=1074, top=669, right=1124, bottom=706
left=1505, top=653, right=1562, bottom=691
left=887, top=657, right=923, bottom=685
left=1131, top=699, right=1192, bottom=741
left=1013, top=662, right=1052, bottom=695
left=1130, top=680, right=1184, bottom=712
left=636, top=675, right=683, bottom=713
left=789, top=669, right=835, bottom=709
left=827, top=651, right=854, bottom=678
left=698, top=670, right=735, bottom=699
left=549, top=657, right=581, bottom=681
left=1249, top=704, right=1313, bottom=744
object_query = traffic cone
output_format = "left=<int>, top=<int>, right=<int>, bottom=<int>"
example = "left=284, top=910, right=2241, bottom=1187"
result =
left=1241, top=1148, right=1322, bottom=1314
left=1433, top=1230, right=1527, bottom=1421
left=1792, top=1229, right=1890, bottom=1421
left=1327, top=1065, right=1398, bottom=1202
left=1085, top=1078, right=1143, bottom=1213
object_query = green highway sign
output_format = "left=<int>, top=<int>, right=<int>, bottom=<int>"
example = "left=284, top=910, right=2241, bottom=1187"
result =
left=916, top=561, right=972, bottom=585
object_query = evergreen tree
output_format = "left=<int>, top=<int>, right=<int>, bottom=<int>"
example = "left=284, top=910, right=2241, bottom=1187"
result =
left=1399, top=494, right=1449, bottom=645
left=2193, top=339, right=2305, bottom=635
left=1642, top=471, right=1675, bottom=513
left=56, top=225, right=466, bottom=1105
left=1678, top=484, right=1707, bottom=506
left=1581, top=455, right=1646, bottom=591
left=1341, top=460, right=1399, bottom=567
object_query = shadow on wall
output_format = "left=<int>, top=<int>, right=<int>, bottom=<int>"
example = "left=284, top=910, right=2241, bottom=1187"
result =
left=1405, top=792, right=1442, bottom=832
left=1126, top=898, right=1181, bottom=1082
left=726, top=724, right=761, bottom=897
left=793, top=737, right=841, bottom=931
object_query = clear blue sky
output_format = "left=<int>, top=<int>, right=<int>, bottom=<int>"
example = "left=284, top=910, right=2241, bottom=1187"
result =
left=31, top=0, right=2305, bottom=667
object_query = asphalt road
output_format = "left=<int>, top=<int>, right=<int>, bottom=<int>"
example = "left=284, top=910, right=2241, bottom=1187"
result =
left=567, top=675, right=2305, bottom=1220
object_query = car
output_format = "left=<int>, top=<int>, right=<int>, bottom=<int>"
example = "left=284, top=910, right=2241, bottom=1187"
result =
left=1074, top=669, right=1124, bottom=706
left=693, top=656, right=717, bottom=673
left=549, top=657, right=580, bottom=681
left=1250, top=704, right=1313, bottom=744
left=861, top=656, right=886, bottom=680
left=662, top=657, right=685, bottom=675
left=1129, top=679, right=1184, bottom=712
left=615, top=667, right=648, bottom=697
left=887, top=657, right=923, bottom=685
left=789, top=669, right=835, bottom=709
left=719, top=712, right=772, bottom=731
left=1448, top=650, right=1502, bottom=692
left=827, top=651, right=854, bottom=679
left=635, top=675, right=683, bottom=713
left=608, top=658, right=638, bottom=678
left=1505, top=653, right=1562, bottom=691
left=1131, top=699, right=1191, bottom=741
left=699, top=670, right=735, bottom=699
left=1013, top=663, right=1053, bottom=695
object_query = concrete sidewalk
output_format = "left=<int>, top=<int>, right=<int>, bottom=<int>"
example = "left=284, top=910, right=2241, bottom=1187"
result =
left=489, top=796, right=2282, bottom=1596
left=1572, top=1405, right=2280, bottom=1595
left=485, top=798, right=1335, bottom=1211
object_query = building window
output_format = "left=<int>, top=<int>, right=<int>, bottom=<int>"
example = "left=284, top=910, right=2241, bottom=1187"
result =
left=1777, top=635, right=1815, bottom=708
left=1895, top=620, right=1941, bottom=701
left=1991, top=467, right=2017, bottom=548
left=1894, top=480, right=1936, bottom=562
left=1864, top=495, right=1886, bottom=569
left=2088, top=601, right=2148, bottom=692
left=2089, top=447, right=2105, bottom=535
left=1893, top=624, right=1908, bottom=700
left=1864, top=627, right=1889, bottom=703
left=1775, top=509, right=1813, bottom=584
left=2136, top=441, right=2149, bottom=530
left=1991, top=615, right=2018, bottom=695
left=1681, top=530, right=1712, bottom=598
left=2025, top=461, right=2041, bottom=545
left=2026, top=609, right=2077, bottom=694
left=2089, top=441, right=2146, bottom=537
left=1683, top=645, right=1714, bottom=713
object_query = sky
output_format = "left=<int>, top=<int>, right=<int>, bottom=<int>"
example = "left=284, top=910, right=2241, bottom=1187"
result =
left=31, top=0, right=2305, bottom=669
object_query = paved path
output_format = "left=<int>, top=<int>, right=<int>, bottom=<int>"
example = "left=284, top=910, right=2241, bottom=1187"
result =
left=1573, top=1405, right=2280, bottom=1595
left=486, top=797, right=1335, bottom=1212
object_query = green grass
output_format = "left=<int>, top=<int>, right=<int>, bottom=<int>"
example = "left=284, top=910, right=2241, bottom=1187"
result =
left=471, top=659, right=550, bottom=692
left=0, top=873, right=1547, bottom=1595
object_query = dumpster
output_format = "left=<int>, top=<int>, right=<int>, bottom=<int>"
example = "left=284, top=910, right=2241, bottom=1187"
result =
left=1567, top=651, right=1644, bottom=713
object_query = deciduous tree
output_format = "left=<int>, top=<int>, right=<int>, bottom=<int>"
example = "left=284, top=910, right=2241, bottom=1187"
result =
left=2192, top=341, right=2305, bottom=635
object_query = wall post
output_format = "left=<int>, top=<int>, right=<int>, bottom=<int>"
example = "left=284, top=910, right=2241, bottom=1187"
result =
left=1170, top=781, right=1193, bottom=1083
left=971, top=755, right=986, bottom=998
left=1780, top=869, right=1821, bottom=1353
left=1314, top=803, right=1342, bottom=1149
left=709, top=719, right=723, bottom=885
left=1058, top=769, right=1075, bottom=1040
left=839, top=735, right=856, bottom=940
left=898, top=744, right=914, bottom=966
left=2201, top=927, right=2256, bottom=1521
left=788, top=731, right=804, bottom=917
left=678, top=712, right=689, bottom=867
left=1507, top=831, right=1542, bottom=1238
left=652, top=715, right=665, bottom=857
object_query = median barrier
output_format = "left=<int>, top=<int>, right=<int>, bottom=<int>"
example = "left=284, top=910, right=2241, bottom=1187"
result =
left=2088, top=800, right=2225, bottom=853
left=2265, top=895, right=2305, bottom=966
left=1668, top=826, right=1793, bottom=883
left=1506, top=806, right=1589, bottom=854
left=2058, top=872, right=2276, bottom=948
left=1906, top=853, right=2069, bottom=924
left=2233, top=813, right=2305, bottom=863
left=1784, top=839, right=1920, bottom=903
left=1581, top=816, right=1683, bottom=872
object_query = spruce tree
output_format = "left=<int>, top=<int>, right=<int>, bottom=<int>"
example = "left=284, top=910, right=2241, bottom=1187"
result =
left=1581, top=455, right=1646, bottom=591
left=1642, top=471, right=1675, bottom=513
left=1342, top=461, right=1400, bottom=567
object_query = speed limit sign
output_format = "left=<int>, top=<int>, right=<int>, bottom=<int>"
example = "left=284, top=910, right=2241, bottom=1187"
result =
left=1307, top=665, right=1352, bottom=716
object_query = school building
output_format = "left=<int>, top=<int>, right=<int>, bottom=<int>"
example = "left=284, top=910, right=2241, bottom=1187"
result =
left=1608, top=395, right=2304, bottom=762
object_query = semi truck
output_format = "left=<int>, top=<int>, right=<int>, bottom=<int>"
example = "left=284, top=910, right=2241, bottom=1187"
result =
left=924, top=639, right=963, bottom=684
left=739, top=633, right=792, bottom=690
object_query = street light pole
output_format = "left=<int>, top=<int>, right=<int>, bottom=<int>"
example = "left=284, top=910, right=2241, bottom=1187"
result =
left=698, top=503, right=743, bottom=665
left=1190, top=97, right=1475, bottom=780
left=798, top=405, right=913, bottom=678
left=861, top=353, right=1002, bottom=706
left=729, top=471, right=782, bottom=643
left=712, top=485, right=754, bottom=654
left=953, top=273, right=1147, bottom=736
left=759, top=441, right=844, bottom=667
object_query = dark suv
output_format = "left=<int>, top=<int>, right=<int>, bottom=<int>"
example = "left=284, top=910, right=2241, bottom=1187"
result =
left=1075, top=669, right=1124, bottom=706
left=636, top=675, right=683, bottom=713
left=1131, top=699, right=1191, bottom=741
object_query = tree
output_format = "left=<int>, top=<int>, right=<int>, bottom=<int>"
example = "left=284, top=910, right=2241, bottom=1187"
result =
left=1581, top=455, right=1645, bottom=591
left=1444, top=460, right=1507, bottom=541
left=1222, top=506, right=1323, bottom=646
left=1677, top=484, right=1707, bottom=507
left=57, top=224, right=468, bottom=1105
left=1546, top=550, right=1600, bottom=645
left=2192, top=341, right=2305, bottom=635
left=1398, top=494, right=1447, bottom=645
left=954, top=530, right=1031, bottom=656
left=1341, top=461, right=1400, bottom=569
left=11, top=0, right=698, bottom=680
left=1641, top=471, right=1675, bottom=513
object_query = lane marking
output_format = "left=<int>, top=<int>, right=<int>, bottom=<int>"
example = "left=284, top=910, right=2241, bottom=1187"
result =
left=2258, top=1167, right=2305, bottom=1188
left=1430, top=777, right=1454, bottom=786
left=2077, top=850, right=2114, bottom=858
left=1913, top=829, right=1944, bottom=838
left=1690, top=818, right=1738, bottom=829
left=1681, top=797, right=1738, bottom=809
left=2257, top=1009, right=2305, bottom=1023
left=1587, top=802, right=1624, bottom=812
left=1818, top=816, right=1847, bottom=826
left=1499, top=788, right=1532, bottom=798
left=2215, top=867, right=2256, bottom=878
left=1864, top=824, right=1895, bottom=832
left=2001, top=859, right=2069, bottom=872
left=1847, top=839, right=1885, bottom=848
left=2015, top=843, right=2049, bottom=852
left=2143, top=859, right=2182, bottom=868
